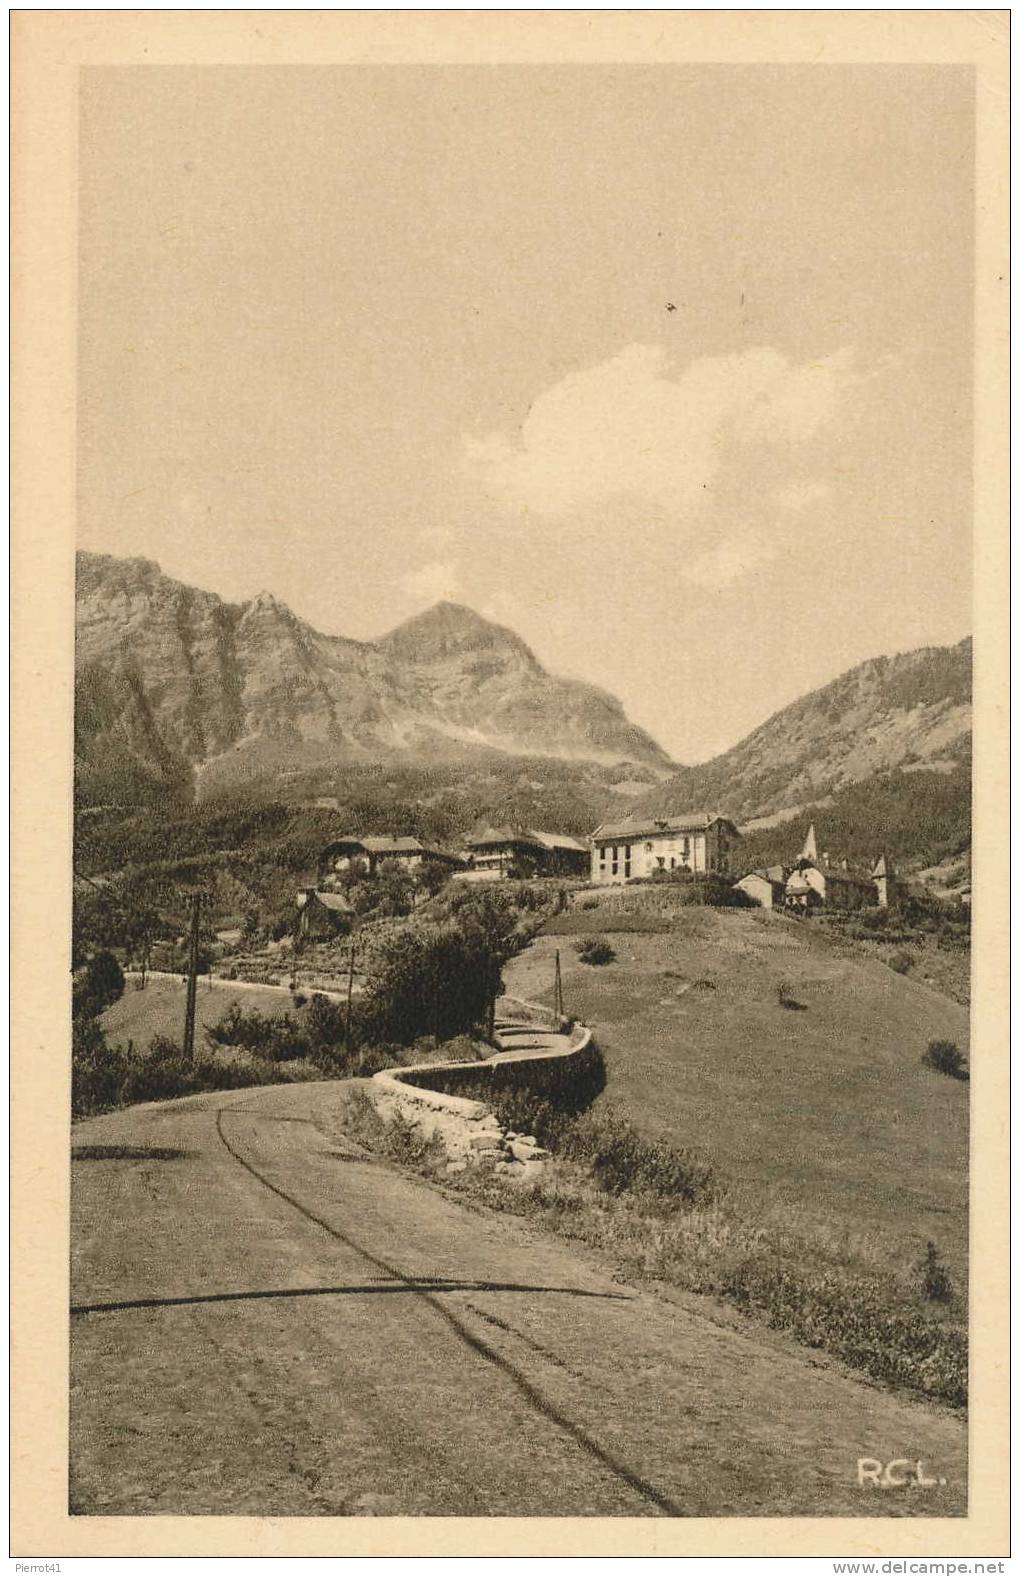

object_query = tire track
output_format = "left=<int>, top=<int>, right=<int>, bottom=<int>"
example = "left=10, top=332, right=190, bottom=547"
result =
left=214, top=1104, right=686, bottom=1518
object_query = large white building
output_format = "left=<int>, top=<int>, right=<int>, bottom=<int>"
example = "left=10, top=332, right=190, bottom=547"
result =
left=590, top=813, right=739, bottom=884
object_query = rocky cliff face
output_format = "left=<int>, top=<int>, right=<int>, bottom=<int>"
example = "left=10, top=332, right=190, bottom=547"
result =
left=75, top=554, right=674, bottom=801
left=642, top=638, right=972, bottom=825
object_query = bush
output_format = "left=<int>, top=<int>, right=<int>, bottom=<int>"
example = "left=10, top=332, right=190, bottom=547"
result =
left=72, top=950, right=125, bottom=1019
left=71, top=1016, right=129, bottom=1117
left=919, top=1240, right=955, bottom=1303
left=563, top=1112, right=715, bottom=1208
left=922, top=1039, right=969, bottom=1082
left=577, top=936, right=615, bottom=966
left=118, top=1034, right=271, bottom=1105
left=721, top=1256, right=966, bottom=1406
left=889, top=949, right=914, bottom=975
left=205, top=1003, right=308, bottom=1062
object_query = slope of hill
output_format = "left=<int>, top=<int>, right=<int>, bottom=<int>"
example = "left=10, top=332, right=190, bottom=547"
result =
left=507, top=913, right=969, bottom=1293
left=645, top=638, right=972, bottom=826
left=75, top=553, right=675, bottom=805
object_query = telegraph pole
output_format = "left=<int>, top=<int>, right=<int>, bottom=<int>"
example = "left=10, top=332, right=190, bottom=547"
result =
left=344, top=944, right=357, bottom=1051
left=554, top=949, right=564, bottom=1021
left=182, top=893, right=201, bottom=1061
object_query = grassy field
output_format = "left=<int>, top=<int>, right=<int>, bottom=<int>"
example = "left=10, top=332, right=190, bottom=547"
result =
left=102, top=975, right=296, bottom=1053
left=504, top=907, right=969, bottom=1294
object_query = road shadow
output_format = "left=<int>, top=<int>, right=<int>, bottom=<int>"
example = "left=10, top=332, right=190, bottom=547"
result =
left=72, top=1279, right=636, bottom=1316
left=72, top=1145, right=195, bottom=1163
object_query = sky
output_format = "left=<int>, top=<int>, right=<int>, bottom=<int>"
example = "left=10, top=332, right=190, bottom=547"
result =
left=78, top=65, right=974, bottom=763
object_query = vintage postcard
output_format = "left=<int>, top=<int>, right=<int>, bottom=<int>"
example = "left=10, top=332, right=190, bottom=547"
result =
left=11, top=10, right=1009, bottom=1561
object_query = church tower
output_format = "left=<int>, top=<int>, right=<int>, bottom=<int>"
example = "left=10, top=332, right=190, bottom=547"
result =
left=800, top=823, right=818, bottom=864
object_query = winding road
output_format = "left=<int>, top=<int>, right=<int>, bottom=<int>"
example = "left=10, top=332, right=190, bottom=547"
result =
left=71, top=1080, right=967, bottom=1518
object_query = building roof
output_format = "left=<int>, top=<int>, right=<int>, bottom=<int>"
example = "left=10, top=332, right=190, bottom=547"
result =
left=463, top=825, right=546, bottom=850
left=322, top=834, right=458, bottom=860
left=592, top=812, right=738, bottom=842
left=737, top=869, right=785, bottom=888
left=360, top=835, right=429, bottom=855
left=298, top=889, right=353, bottom=913
left=527, top=830, right=589, bottom=853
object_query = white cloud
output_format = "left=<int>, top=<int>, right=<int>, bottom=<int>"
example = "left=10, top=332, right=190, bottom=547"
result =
left=777, top=479, right=832, bottom=511
left=464, top=343, right=857, bottom=519
left=399, top=559, right=462, bottom=605
left=681, top=531, right=778, bottom=589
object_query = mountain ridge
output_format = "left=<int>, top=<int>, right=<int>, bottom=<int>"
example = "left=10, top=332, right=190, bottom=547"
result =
left=639, top=636, right=972, bottom=826
left=74, top=552, right=676, bottom=803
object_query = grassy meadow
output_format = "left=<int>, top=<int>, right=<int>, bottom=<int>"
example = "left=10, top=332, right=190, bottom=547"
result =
left=505, top=908, right=969, bottom=1295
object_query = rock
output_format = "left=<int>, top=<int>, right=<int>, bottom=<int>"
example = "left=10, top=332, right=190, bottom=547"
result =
left=468, top=1131, right=503, bottom=1150
left=497, top=1159, right=545, bottom=1185
left=509, top=1138, right=550, bottom=1161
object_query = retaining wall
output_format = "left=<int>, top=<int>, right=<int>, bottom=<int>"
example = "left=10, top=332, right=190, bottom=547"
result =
left=366, top=996, right=600, bottom=1184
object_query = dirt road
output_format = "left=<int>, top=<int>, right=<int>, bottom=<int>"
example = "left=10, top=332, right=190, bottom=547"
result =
left=71, top=1081, right=966, bottom=1518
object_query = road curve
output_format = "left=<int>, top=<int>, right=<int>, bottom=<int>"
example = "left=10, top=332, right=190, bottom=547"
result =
left=71, top=1080, right=966, bottom=1518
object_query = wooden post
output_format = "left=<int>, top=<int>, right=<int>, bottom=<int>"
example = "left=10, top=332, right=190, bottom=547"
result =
left=182, top=893, right=201, bottom=1061
left=487, top=963, right=497, bottom=1046
left=554, top=948, right=564, bottom=1021
left=344, top=945, right=356, bottom=1050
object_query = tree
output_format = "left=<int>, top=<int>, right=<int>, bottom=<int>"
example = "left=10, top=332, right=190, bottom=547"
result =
left=355, top=900, right=516, bottom=1047
left=414, top=861, right=451, bottom=901
left=72, top=949, right=126, bottom=1020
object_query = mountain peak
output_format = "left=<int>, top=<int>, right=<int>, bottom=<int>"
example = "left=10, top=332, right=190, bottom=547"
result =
left=377, top=600, right=535, bottom=664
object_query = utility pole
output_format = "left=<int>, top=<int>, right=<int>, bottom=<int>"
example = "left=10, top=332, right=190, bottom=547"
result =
left=344, top=944, right=357, bottom=1051
left=554, top=948, right=564, bottom=1022
left=182, top=893, right=201, bottom=1061
left=487, top=966, right=497, bottom=1045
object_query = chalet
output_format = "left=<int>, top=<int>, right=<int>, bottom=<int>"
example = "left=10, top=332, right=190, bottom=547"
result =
left=318, top=835, right=463, bottom=884
left=733, top=865, right=787, bottom=909
left=590, top=813, right=739, bottom=885
left=459, top=826, right=589, bottom=880
left=295, top=888, right=354, bottom=941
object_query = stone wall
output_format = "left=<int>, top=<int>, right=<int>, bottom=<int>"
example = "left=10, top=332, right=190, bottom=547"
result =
left=366, top=1000, right=599, bottom=1185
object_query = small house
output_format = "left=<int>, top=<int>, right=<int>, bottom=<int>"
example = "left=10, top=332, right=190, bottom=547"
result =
left=733, top=866, right=787, bottom=909
left=295, top=888, right=354, bottom=941
left=318, top=835, right=463, bottom=884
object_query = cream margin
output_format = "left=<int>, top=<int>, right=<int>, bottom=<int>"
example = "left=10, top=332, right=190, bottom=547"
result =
left=10, top=9, right=1009, bottom=1558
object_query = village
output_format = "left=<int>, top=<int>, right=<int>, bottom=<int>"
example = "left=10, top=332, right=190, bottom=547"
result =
left=293, top=814, right=898, bottom=943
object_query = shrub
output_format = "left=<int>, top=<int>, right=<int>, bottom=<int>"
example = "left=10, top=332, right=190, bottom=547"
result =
left=922, top=1039, right=969, bottom=1082
left=577, top=936, right=615, bottom=966
left=563, top=1112, right=715, bottom=1208
left=118, top=1034, right=270, bottom=1105
left=777, top=981, right=807, bottom=1011
left=204, top=1003, right=309, bottom=1062
left=889, top=949, right=914, bottom=975
left=73, top=950, right=126, bottom=1019
left=71, top=1016, right=129, bottom=1117
left=919, top=1240, right=955, bottom=1303
left=720, top=1256, right=966, bottom=1406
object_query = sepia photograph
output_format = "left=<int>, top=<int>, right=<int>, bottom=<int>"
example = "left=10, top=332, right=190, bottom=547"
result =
left=10, top=10, right=1010, bottom=1560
